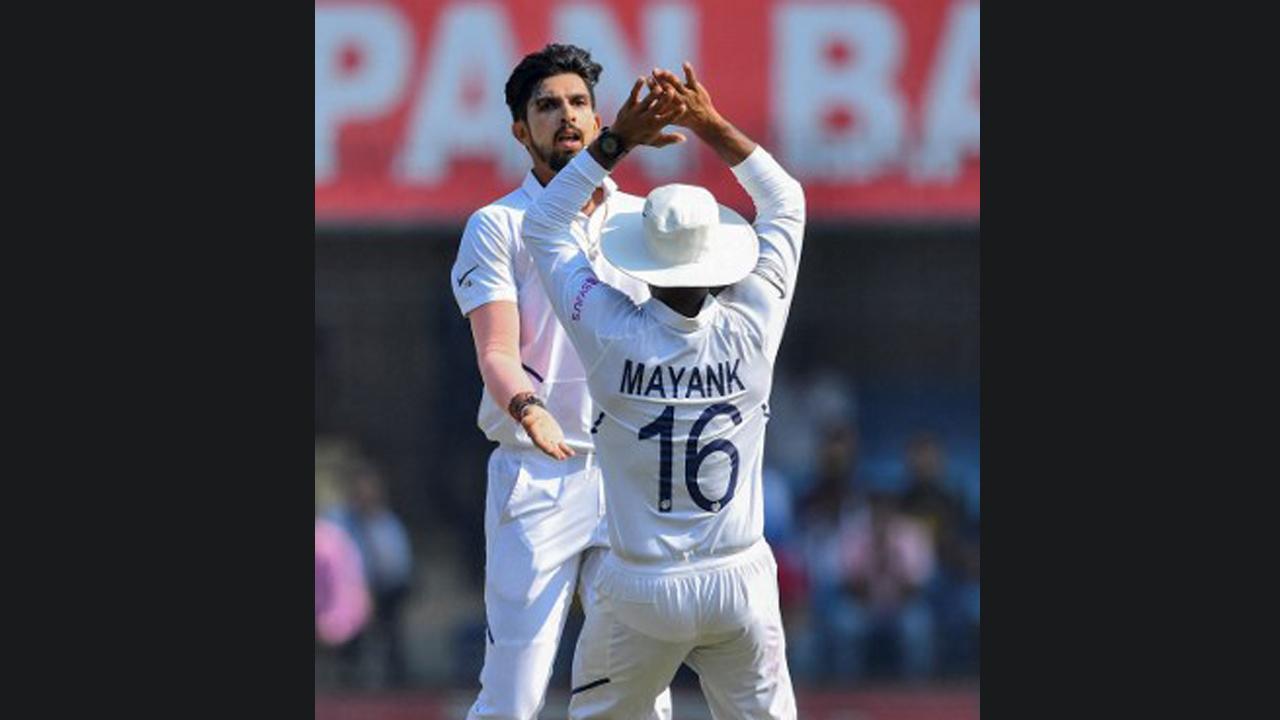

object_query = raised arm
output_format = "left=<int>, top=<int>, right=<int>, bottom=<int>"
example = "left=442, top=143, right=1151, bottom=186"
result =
left=520, top=79, right=687, bottom=363
left=653, top=63, right=806, bottom=360
left=652, top=63, right=756, bottom=166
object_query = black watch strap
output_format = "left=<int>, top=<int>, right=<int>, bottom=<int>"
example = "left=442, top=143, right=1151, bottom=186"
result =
left=508, top=392, right=546, bottom=422
left=597, top=127, right=629, bottom=162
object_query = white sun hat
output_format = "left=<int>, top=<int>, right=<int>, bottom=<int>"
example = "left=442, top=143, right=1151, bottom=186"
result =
left=600, top=183, right=759, bottom=288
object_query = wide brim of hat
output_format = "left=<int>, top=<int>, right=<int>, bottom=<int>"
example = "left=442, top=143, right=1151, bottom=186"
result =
left=599, top=205, right=759, bottom=288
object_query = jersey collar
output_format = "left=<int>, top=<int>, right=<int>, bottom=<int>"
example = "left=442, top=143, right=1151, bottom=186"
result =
left=643, top=293, right=718, bottom=332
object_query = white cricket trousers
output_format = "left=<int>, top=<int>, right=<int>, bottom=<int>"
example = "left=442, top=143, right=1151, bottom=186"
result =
left=569, top=539, right=797, bottom=720
left=466, top=446, right=672, bottom=720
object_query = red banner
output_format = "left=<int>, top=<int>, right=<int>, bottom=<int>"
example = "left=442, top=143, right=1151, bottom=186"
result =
left=315, top=0, right=979, bottom=223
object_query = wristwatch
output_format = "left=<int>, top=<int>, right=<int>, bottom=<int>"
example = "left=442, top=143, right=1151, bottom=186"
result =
left=596, top=126, right=629, bottom=163
left=508, top=392, right=547, bottom=422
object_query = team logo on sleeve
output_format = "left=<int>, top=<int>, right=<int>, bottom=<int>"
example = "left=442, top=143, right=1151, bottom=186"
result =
left=571, top=277, right=601, bottom=321
left=456, top=264, right=479, bottom=288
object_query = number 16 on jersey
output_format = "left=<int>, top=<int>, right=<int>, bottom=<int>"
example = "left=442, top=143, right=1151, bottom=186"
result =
left=638, top=403, right=742, bottom=513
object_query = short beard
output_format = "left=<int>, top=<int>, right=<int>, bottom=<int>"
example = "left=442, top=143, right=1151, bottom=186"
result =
left=532, top=139, right=579, bottom=173
left=549, top=150, right=575, bottom=172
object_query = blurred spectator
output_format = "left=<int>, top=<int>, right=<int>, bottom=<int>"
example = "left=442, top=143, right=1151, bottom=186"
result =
left=843, top=492, right=936, bottom=680
left=787, top=422, right=852, bottom=680
left=316, top=517, right=372, bottom=647
left=326, top=460, right=415, bottom=688
left=790, top=423, right=937, bottom=681
left=897, top=433, right=980, bottom=675
left=315, top=435, right=355, bottom=514
left=764, top=367, right=858, bottom=493
left=899, top=433, right=964, bottom=545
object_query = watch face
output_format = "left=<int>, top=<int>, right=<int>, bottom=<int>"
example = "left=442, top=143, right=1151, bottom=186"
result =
left=601, top=135, right=619, bottom=155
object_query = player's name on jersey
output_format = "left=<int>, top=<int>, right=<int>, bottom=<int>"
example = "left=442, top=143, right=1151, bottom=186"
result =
left=619, top=359, right=747, bottom=399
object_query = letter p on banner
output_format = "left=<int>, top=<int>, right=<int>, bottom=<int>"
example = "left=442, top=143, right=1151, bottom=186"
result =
left=314, top=5, right=411, bottom=183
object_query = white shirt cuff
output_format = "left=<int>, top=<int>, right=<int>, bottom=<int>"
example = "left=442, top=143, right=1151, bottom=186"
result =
left=570, top=148, right=611, bottom=187
left=729, top=145, right=779, bottom=183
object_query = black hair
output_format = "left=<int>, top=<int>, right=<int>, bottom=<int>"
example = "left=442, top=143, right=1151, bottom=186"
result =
left=504, top=43, right=603, bottom=122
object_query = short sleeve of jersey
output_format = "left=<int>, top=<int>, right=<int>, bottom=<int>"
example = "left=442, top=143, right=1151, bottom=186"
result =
left=452, top=209, right=518, bottom=317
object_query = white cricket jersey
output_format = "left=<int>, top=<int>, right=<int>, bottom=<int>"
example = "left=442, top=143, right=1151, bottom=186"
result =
left=521, top=147, right=806, bottom=565
left=451, top=171, right=651, bottom=453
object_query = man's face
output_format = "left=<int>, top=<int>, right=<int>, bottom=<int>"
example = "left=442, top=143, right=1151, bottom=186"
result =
left=514, top=73, right=601, bottom=175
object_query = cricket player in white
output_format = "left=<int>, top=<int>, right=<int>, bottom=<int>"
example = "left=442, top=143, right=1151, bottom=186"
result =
left=451, top=44, right=671, bottom=720
left=521, top=63, right=804, bottom=719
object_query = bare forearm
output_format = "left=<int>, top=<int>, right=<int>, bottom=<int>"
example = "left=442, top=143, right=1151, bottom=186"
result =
left=477, top=350, right=534, bottom=413
left=478, top=345, right=574, bottom=460
left=696, top=117, right=757, bottom=167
